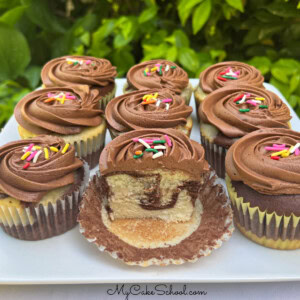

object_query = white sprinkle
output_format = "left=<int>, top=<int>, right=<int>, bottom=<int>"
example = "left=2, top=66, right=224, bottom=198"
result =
left=252, top=100, right=262, bottom=103
left=154, top=145, right=167, bottom=150
left=165, top=103, right=170, bottom=111
left=156, top=100, right=161, bottom=107
left=239, top=94, right=247, bottom=104
left=290, top=143, right=300, bottom=154
left=66, top=58, right=77, bottom=62
left=79, top=60, right=83, bottom=65
left=138, top=139, right=151, bottom=149
left=226, top=70, right=237, bottom=77
left=152, top=151, right=163, bottom=159
left=165, top=65, right=170, bottom=72
left=33, top=150, right=42, bottom=163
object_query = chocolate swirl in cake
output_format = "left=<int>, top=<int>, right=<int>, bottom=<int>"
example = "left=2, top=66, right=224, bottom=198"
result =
left=199, top=85, right=291, bottom=139
left=127, top=60, right=189, bottom=94
left=14, top=86, right=103, bottom=135
left=0, top=136, right=83, bottom=202
left=41, top=56, right=117, bottom=88
left=105, top=89, right=192, bottom=132
left=100, top=129, right=209, bottom=179
left=199, top=61, right=264, bottom=94
left=225, top=128, right=300, bottom=195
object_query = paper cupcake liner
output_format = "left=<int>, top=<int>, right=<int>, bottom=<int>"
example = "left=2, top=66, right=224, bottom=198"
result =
left=0, top=162, right=89, bottom=241
left=123, top=82, right=193, bottom=106
left=200, top=133, right=227, bottom=179
left=18, top=122, right=106, bottom=169
left=78, top=171, right=234, bottom=266
left=99, top=84, right=116, bottom=111
left=226, top=175, right=300, bottom=250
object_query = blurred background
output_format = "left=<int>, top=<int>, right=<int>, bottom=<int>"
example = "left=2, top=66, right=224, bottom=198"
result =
left=0, top=0, right=299, bottom=129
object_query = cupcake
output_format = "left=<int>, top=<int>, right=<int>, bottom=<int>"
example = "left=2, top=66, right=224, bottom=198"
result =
left=78, top=129, right=233, bottom=266
left=41, top=55, right=117, bottom=110
left=124, top=59, right=192, bottom=105
left=194, top=61, right=264, bottom=114
left=0, top=136, right=89, bottom=240
left=225, top=128, right=300, bottom=250
left=198, top=85, right=291, bottom=178
left=106, top=89, right=193, bottom=139
left=14, top=86, right=106, bottom=169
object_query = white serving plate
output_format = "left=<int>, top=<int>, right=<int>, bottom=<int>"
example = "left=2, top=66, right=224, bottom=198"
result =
left=0, top=79, right=299, bottom=285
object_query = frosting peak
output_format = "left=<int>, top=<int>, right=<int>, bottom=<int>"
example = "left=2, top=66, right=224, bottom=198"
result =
left=127, top=60, right=189, bottom=94
left=0, top=136, right=83, bottom=202
left=225, top=129, right=300, bottom=195
left=100, top=129, right=209, bottom=179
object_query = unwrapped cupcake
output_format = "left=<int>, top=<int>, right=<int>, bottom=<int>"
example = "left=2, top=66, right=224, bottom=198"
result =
left=0, top=136, right=89, bottom=240
left=105, top=89, right=193, bottom=138
left=41, top=55, right=117, bottom=110
left=225, top=128, right=300, bottom=250
left=124, top=59, right=193, bottom=105
left=198, top=84, right=291, bottom=178
left=194, top=61, right=264, bottom=112
left=78, top=129, right=233, bottom=266
left=14, top=86, right=106, bottom=169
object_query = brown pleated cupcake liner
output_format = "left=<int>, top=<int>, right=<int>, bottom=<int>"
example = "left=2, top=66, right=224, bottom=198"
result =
left=200, top=133, right=227, bottom=179
left=78, top=171, right=234, bottom=266
left=0, top=162, right=89, bottom=241
left=226, top=175, right=300, bottom=249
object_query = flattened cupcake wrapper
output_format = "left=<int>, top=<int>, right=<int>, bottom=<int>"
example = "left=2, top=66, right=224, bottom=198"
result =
left=123, top=82, right=193, bottom=106
left=78, top=171, right=234, bottom=267
left=200, top=133, right=227, bottom=179
left=0, top=162, right=89, bottom=241
left=99, top=84, right=116, bottom=111
left=226, top=175, right=300, bottom=250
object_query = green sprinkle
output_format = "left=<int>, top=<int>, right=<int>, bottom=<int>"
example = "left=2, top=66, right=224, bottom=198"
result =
left=222, top=75, right=237, bottom=80
left=73, top=61, right=78, bottom=66
left=153, top=140, right=166, bottom=144
left=145, top=148, right=158, bottom=153
left=134, top=153, right=143, bottom=159
left=239, top=109, right=250, bottom=112
left=236, top=101, right=240, bottom=104
left=144, top=70, right=147, bottom=76
left=171, top=66, right=176, bottom=69
left=259, top=105, right=268, bottom=109
left=159, top=65, right=162, bottom=75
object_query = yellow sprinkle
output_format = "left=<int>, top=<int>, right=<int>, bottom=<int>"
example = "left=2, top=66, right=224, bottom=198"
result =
left=44, top=147, right=49, bottom=159
left=61, top=143, right=70, bottom=154
left=21, top=152, right=31, bottom=160
left=271, top=150, right=286, bottom=157
left=153, top=93, right=158, bottom=99
left=50, top=147, right=59, bottom=152
left=34, top=146, right=41, bottom=150
left=60, top=94, right=66, bottom=104
left=255, top=97, right=265, bottom=101
left=281, top=150, right=290, bottom=157
left=67, top=61, right=73, bottom=64
left=145, top=68, right=149, bottom=73
left=151, top=67, right=157, bottom=72
left=143, top=94, right=152, bottom=101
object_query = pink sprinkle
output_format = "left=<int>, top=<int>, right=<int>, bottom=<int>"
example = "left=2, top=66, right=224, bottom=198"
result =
left=47, top=93, right=55, bottom=98
left=265, top=147, right=288, bottom=151
left=147, top=72, right=151, bottom=76
left=225, top=67, right=231, bottom=73
left=246, top=100, right=257, bottom=106
left=235, top=70, right=240, bottom=75
left=246, top=93, right=251, bottom=98
left=66, top=95, right=76, bottom=100
left=162, top=99, right=172, bottom=103
left=295, top=148, right=299, bottom=156
left=155, top=64, right=161, bottom=67
left=26, top=151, right=37, bottom=162
left=26, top=144, right=34, bottom=152
left=164, top=135, right=172, bottom=147
left=273, top=144, right=286, bottom=147
left=132, top=138, right=139, bottom=142
left=85, top=60, right=92, bottom=65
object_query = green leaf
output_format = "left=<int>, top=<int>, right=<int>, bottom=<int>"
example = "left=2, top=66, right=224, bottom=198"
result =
left=0, top=23, right=31, bottom=81
left=192, top=0, right=211, bottom=35
left=209, top=49, right=226, bottom=62
left=166, top=30, right=189, bottom=48
left=247, top=56, right=271, bottom=75
left=266, top=2, right=299, bottom=18
left=143, top=43, right=169, bottom=60
left=177, top=0, right=204, bottom=26
left=271, top=68, right=289, bottom=84
left=23, top=65, right=41, bottom=89
left=80, top=32, right=90, bottom=46
left=166, top=46, right=177, bottom=61
left=225, top=0, right=244, bottom=12
left=178, top=47, right=199, bottom=73
left=113, top=34, right=129, bottom=48
left=270, top=78, right=290, bottom=99
left=288, top=95, right=300, bottom=108
left=93, top=19, right=115, bottom=42
left=112, top=49, right=134, bottom=77
left=138, top=6, right=157, bottom=24
left=290, top=74, right=300, bottom=94
left=0, top=6, right=26, bottom=26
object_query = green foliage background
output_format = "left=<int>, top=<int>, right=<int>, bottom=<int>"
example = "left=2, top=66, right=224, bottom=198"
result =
left=0, top=0, right=300, bottom=128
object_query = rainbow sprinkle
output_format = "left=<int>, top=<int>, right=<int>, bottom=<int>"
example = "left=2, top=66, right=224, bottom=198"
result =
left=218, top=67, right=239, bottom=81
left=66, top=58, right=92, bottom=65
left=265, top=142, right=300, bottom=160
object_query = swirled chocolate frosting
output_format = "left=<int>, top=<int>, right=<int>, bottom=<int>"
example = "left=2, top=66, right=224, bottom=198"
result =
left=14, top=86, right=103, bottom=135
left=199, top=61, right=264, bottom=94
left=199, top=85, right=291, bottom=139
left=226, top=129, right=300, bottom=195
left=126, top=60, right=189, bottom=94
left=105, top=89, right=192, bottom=132
left=41, top=55, right=117, bottom=88
left=100, top=129, right=209, bottom=179
left=0, top=136, right=83, bottom=202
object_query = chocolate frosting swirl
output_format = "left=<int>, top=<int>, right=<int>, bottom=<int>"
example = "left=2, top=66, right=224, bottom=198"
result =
left=14, top=86, right=103, bottom=135
left=199, top=85, right=291, bottom=139
left=199, top=61, right=264, bottom=94
left=127, top=60, right=189, bottom=94
left=226, top=129, right=300, bottom=195
left=0, top=136, right=83, bottom=202
left=105, top=89, right=192, bottom=132
left=100, top=129, right=209, bottom=179
left=41, top=55, right=117, bottom=88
